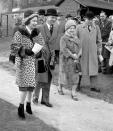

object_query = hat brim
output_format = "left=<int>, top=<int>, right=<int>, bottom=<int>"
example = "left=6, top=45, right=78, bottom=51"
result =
left=22, top=14, right=39, bottom=24
left=73, top=17, right=81, bottom=21
left=45, top=14, right=58, bottom=17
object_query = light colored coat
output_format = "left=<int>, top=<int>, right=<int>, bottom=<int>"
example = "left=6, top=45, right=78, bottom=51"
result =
left=108, top=30, right=113, bottom=44
left=59, top=34, right=81, bottom=87
left=53, top=20, right=65, bottom=50
left=76, top=23, right=102, bottom=76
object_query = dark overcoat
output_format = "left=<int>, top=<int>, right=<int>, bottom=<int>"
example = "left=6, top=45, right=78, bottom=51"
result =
left=99, top=19, right=112, bottom=58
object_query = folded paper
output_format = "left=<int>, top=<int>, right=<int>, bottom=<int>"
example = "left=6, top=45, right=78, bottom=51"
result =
left=32, top=43, right=43, bottom=54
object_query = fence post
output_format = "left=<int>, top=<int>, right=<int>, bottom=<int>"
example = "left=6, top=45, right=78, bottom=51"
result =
left=6, top=15, right=8, bottom=37
left=0, top=14, right=2, bottom=37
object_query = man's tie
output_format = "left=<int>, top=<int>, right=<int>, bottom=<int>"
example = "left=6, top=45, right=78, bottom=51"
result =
left=88, top=25, right=91, bottom=32
left=50, top=25, right=53, bottom=35
left=102, top=22, right=104, bottom=27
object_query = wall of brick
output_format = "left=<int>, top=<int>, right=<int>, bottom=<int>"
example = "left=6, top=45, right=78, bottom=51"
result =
left=57, top=0, right=80, bottom=16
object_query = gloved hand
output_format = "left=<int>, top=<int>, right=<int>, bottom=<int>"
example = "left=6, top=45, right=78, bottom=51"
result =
left=18, top=46, right=25, bottom=58
left=25, top=49, right=34, bottom=56
left=35, top=51, right=42, bottom=59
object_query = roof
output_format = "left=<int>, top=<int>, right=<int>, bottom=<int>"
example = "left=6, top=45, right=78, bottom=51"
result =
left=56, top=0, right=113, bottom=10
left=55, top=0, right=65, bottom=6
left=75, top=0, right=113, bottom=10
left=1, top=5, right=58, bottom=15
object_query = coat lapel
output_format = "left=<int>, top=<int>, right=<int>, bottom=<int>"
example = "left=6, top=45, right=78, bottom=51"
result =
left=50, top=24, right=58, bottom=42
left=44, top=24, right=51, bottom=39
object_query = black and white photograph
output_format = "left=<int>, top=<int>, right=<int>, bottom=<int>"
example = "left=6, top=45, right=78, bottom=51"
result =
left=0, top=0, right=113, bottom=131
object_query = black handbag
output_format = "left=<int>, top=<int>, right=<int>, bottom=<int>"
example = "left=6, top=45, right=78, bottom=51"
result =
left=74, top=62, right=81, bottom=73
left=36, top=54, right=47, bottom=73
left=36, top=55, right=48, bottom=83
left=9, top=54, right=15, bottom=64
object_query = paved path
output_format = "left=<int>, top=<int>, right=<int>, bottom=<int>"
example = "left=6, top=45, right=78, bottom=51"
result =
left=0, top=58, right=113, bottom=131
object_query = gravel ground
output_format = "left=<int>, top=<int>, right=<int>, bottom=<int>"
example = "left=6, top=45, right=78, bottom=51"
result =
left=0, top=37, right=59, bottom=131
left=0, top=98, right=58, bottom=131
left=1, top=37, right=113, bottom=131
left=1, top=36, right=113, bottom=104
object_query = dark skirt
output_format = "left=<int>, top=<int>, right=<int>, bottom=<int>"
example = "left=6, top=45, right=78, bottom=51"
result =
left=19, top=87, right=35, bottom=92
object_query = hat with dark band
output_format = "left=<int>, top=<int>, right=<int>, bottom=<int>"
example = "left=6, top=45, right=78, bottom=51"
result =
left=65, top=20, right=76, bottom=31
left=45, top=8, right=58, bottom=16
left=65, top=14, right=72, bottom=19
left=85, top=11, right=94, bottom=20
left=23, top=10, right=38, bottom=24
left=38, top=9, right=46, bottom=16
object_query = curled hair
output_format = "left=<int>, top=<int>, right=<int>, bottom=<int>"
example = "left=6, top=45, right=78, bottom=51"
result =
left=24, top=17, right=33, bottom=25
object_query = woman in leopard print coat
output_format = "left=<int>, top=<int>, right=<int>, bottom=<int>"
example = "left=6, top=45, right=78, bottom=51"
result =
left=12, top=10, right=44, bottom=119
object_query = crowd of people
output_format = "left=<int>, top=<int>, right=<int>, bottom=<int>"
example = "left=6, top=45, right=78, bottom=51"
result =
left=9, top=8, right=113, bottom=120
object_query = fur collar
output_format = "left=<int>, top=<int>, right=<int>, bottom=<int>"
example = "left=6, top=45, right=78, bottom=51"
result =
left=15, top=25, right=40, bottom=40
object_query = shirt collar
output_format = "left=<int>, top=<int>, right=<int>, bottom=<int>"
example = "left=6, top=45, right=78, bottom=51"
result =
left=46, top=22, right=50, bottom=30
left=26, top=26, right=32, bottom=34
left=82, top=22, right=96, bottom=29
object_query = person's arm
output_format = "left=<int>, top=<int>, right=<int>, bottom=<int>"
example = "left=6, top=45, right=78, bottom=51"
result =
left=77, top=48, right=82, bottom=58
left=60, top=37, right=77, bottom=59
left=107, top=31, right=113, bottom=45
left=96, top=25, right=102, bottom=55
left=13, top=30, right=35, bottom=57
left=12, top=31, right=25, bottom=58
left=34, top=32, right=46, bottom=58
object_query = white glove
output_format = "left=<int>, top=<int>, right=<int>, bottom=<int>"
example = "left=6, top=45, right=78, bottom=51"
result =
left=73, top=54, right=78, bottom=59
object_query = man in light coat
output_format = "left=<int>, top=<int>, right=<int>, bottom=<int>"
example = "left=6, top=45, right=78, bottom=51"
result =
left=76, top=11, right=102, bottom=92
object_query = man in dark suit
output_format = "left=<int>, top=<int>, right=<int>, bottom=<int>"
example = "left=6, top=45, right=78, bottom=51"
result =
left=99, top=11, right=112, bottom=74
left=33, top=8, right=58, bottom=107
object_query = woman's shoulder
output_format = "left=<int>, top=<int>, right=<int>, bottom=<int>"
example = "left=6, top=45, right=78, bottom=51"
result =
left=110, top=30, right=113, bottom=35
left=61, top=34, right=69, bottom=41
left=13, top=25, right=26, bottom=36
left=31, top=28, right=40, bottom=38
